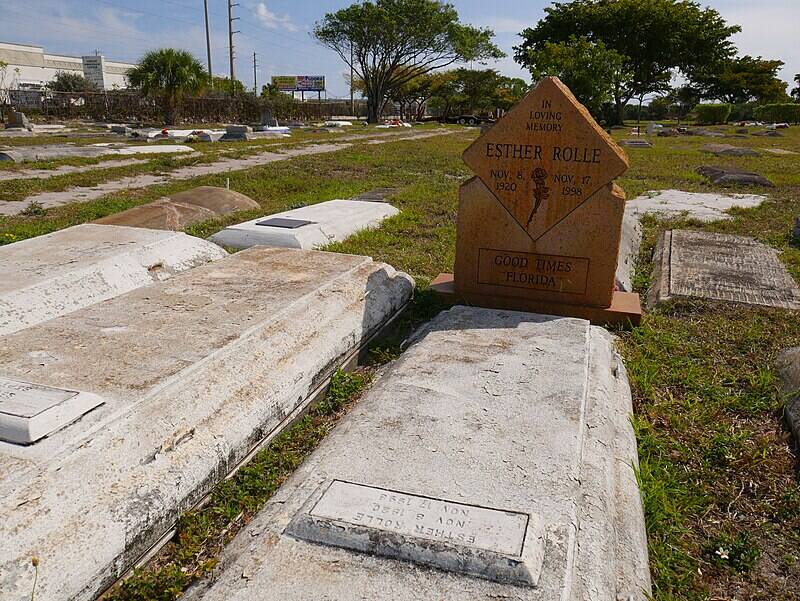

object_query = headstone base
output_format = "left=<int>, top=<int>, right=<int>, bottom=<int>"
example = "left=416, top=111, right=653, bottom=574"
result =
left=429, top=273, right=641, bottom=327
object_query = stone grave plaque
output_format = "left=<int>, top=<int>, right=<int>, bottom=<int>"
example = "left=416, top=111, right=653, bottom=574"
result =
left=0, top=377, right=103, bottom=444
left=648, top=229, right=800, bottom=310
left=256, top=217, right=315, bottom=229
left=432, top=76, right=641, bottom=325
left=286, top=479, right=545, bottom=586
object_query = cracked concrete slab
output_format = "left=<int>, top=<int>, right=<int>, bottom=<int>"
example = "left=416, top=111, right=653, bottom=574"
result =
left=616, top=190, right=767, bottom=291
left=0, top=158, right=148, bottom=182
left=0, top=224, right=226, bottom=335
left=185, top=306, right=651, bottom=601
left=0, top=247, right=414, bottom=601
left=0, top=143, right=193, bottom=163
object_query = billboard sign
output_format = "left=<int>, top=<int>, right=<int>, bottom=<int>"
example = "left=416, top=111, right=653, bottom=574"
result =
left=296, top=75, right=325, bottom=92
left=271, top=75, right=325, bottom=92
left=271, top=75, right=297, bottom=91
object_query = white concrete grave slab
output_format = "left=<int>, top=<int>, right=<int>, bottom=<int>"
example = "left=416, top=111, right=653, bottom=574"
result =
left=0, top=143, right=194, bottom=162
left=0, top=224, right=226, bottom=335
left=186, top=306, right=651, bottom=601
left=625, top=189, right=766, bottom=223
left=0, top=247, right=413, bottom=601
left=615, top=189, right=767, bottom=291
left=210, top=199, right=399, bottom=250
left=0, top=377, right=103, bottom=444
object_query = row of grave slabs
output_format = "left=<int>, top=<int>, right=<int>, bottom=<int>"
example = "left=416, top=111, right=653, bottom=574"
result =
left=1, top=76, right=798, bottom=601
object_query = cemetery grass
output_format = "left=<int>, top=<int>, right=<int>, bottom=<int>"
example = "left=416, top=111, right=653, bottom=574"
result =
left=0, top=125, right=445, bottom=204
left=10, top=124, right=799, bottom=600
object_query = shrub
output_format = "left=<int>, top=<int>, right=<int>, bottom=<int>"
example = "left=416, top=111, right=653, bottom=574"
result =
left=753, top=103, right=800, bottom=124
left=728, top=102, right=757, bottom=122
left=695, top=103, right=731, bottom=124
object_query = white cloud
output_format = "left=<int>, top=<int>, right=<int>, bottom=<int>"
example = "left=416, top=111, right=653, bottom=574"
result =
left=720, top=1, right=800, bottom=85
left=254, top=3, right=298, bottom=33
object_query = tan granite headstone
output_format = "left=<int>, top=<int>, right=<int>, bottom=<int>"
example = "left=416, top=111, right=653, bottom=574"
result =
left=433, top=77, right=641, bottom=325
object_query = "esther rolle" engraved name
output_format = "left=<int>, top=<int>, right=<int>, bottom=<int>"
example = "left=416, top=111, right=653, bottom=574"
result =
left=484, top=143, right=601, bottom=164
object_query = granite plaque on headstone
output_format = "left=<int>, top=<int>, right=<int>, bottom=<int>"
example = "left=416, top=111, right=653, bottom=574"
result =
left=286, top=479, right=545, bottom=586
left=431, top=76, right=641, bottom=325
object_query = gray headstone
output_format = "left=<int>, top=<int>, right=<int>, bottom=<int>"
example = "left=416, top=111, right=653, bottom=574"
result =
left=353, top=188, right=398, bottom=202
left=697, top=165, right=774, bottom=187
left=5, top=110, right=31, bottom=130
left=648, top=229, right=800, bottom=309
left=225, top=124, right=253, bottom=134
left=701, top=144, right=761, bottom=157
left=794, top=216, right=800, bottom=240
left=778, top=347, right=800, bottom=442
left=260, top=107, right=276, bottom=127
left=620, top=139, right=653, bottom=148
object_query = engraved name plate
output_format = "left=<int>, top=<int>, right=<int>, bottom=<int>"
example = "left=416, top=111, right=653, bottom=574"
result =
left=286, top=479, right=545, bottom=586
left=0, top=377, right=103, bottom=445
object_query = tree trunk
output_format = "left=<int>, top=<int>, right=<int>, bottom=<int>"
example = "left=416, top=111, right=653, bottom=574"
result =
left=367, top=96, right=380, bottom=123
left=615, top=99, right=624, bottom=126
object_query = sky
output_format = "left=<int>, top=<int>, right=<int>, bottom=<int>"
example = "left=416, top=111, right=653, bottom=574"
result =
left=1, top=0, right=798, bottom=98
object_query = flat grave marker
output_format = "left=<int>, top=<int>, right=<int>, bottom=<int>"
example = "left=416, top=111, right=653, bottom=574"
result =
left=0, top=377, right=103, bottom=444
left=648, top=229, right=800, bottom=310
left=256, top=217, right=315, bottom=229
left=286, top=479, right=544, bottom=586
left=209, top=199, right=399, bottom=250
left=432, top=76, right=641, bottom=325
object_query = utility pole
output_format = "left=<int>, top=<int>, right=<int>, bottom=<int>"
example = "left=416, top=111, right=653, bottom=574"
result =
left=203, top=0, right=212, bottom=79
left=227, top=0, right=240, bottom=95
left=349, top=43, right=354, bottom=116
left=252, top=52, right=257, bottom=94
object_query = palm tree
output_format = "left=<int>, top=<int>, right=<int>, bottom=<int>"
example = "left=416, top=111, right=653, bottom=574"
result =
left=127, top=49, right=208, bottom=125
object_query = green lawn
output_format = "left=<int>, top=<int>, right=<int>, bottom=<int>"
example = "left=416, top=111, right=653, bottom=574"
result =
left=3, top=123, right=799, bottom=600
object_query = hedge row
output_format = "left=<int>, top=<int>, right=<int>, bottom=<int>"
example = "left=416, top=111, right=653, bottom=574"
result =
left=695, top=103, right=732, bottom=125
left=753, top=103, right=800, bottom=124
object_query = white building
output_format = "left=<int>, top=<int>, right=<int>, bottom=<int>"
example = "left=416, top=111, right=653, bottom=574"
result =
left=0, top=42, right=134, bottom=90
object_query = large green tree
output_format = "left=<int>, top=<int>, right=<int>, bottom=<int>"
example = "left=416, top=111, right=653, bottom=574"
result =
left=314, top=0, right=503, bottom=122
left=521, top=35, right=627, bottom=117
left=693, top=56, right=788, bottom=104
left=127, top=49, right=208, bottom=125
left=47, top=71, right=99, bottom=94
left=514, top=0, right=739, bottom=124
left=427, top=69, right=527, bottom=118
left=791, top=74, right=800, bottom=101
